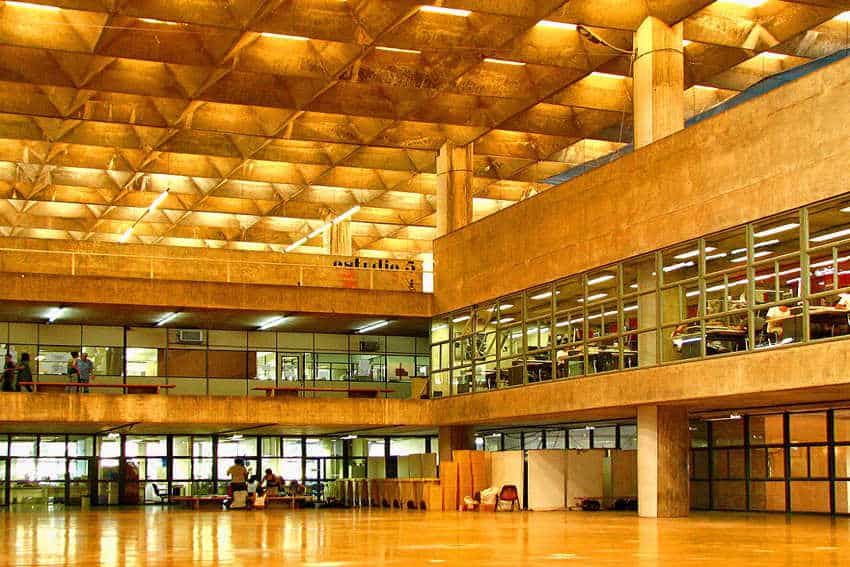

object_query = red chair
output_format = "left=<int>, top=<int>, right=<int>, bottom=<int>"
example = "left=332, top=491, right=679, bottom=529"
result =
left=496, top=485, right=520, bottom=511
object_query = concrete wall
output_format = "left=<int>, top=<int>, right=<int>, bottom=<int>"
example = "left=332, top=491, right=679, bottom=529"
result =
left=433, top=55, right=850, bottom=313
left=431, top=339, right=850, bottom=426
left=0, top=391, right=436, bottom=431
left=0, top=237, right=432, bottom=317
left=0, top=272, right=431, bottom=318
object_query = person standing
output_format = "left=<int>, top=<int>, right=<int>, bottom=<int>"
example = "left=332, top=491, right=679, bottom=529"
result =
left=67, top=351, right=80, bottom=393
left=2, top=353, right=15, bottom=392
left=226, top=458, right=249, bottom=509
left=15, top=353, right=33, bottom=392
left=76, top=352, right=94, bottom=394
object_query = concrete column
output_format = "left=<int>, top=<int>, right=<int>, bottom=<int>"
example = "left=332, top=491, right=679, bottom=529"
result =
left=438, top=425, right=474, bottom=464
left=637, top=405, right=689, bottom=517
left=633, top=17, right=684, bottom=149
left=323, top=217, right=352, bottom=256
left=436, top=141, right=473, bottom=237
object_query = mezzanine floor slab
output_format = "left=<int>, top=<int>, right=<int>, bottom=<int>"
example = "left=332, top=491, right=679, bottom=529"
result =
left=0, top=507, right=847, bottom=566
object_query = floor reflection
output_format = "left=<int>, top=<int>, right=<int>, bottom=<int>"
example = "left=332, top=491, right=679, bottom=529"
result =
left=0, top=508, right=846, bottom=566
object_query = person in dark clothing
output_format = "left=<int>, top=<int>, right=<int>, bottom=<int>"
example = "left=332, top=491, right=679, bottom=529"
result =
left=2, top=353, right=15, bottom=392
left=15, top=353, right=33, bottom=392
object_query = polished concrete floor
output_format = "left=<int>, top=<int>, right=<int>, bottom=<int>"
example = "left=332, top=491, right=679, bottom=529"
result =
left=0, top=508, right=847, bottom=566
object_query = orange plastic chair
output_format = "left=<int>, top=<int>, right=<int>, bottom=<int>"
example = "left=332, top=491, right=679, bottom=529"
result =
left=496, top=485, right=520, bottom=511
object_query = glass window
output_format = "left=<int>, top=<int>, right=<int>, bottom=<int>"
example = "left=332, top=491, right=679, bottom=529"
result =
left=661, top=241, right=700, bottom=285
left=623, top=254, right=657, bottom=296
left=789, top=412, right=826, bottom=444
left=125, top=436, right=167, bottom=458
left=37, top=347, right=77, bottom=376
left=545, top=430, right=566, bottom=449
left=524, top=432, right=543, bottom=450
left=568, top=428, right=590, bottom=449
left=390, top=438, right=426, bottom=456
left=253, top=352, right=276, bottom=381
left=83, top=346, right=124, bottom=376
left=834, top=410, right=850, bottom=442
left=39, top=437, right=66, bottom=457
left=483, top=434, right=501, bottom=451
left=68, top=436, right=93, bottom=457
left=712, top=419, right=744, bottom=447
left=126, top=348, right=159, bottom=377
left=749, top=415, right=784, bottom=445
left=592, top=426, right=616, bottom=449
left=351, top=354, right=386, bottom=381
left=619, top=425, right=637, bottom=450
left=317, top=353, right=349, bottom=381
left=10, top=435, right=36, bottom=456
left=503, top=433, right=521, bottom=451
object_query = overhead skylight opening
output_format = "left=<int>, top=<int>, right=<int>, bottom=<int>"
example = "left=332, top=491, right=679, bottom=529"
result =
left=138, top=17, right=179, bottom=25
left=376, top=46, right=421, bottom=54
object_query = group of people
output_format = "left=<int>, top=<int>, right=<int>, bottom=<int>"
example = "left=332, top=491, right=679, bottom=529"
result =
left=226, top=459, right=305, bottom=509
left=0, top=350, right=94, bottom=393
left=1, top=352, right=33, bottom=392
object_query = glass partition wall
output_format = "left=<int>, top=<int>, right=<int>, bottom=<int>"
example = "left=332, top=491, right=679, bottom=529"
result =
left=0, top=328, right=429, bottom=398
left=0, top=433, right=436, bottom=507
left=432, top=193, right=850, bottom=396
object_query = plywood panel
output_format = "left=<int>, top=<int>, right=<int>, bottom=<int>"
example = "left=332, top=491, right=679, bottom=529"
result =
left=527, top=450, right=566, bottom=511
left=612, top=450, right=637, bottom=498
left=489, top=451, right=524, bottom=509
left=566, top=450, right=604, bottom=507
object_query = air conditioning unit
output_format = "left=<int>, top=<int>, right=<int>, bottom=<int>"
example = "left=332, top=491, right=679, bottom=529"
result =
left=176, top=329, right=205, bottom=344
left=359, top=340, right=380, bottom=353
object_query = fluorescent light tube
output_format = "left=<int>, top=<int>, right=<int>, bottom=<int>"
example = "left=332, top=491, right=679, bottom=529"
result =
left=753, top=222, right=798, bottom=237
left=483, top=58, right=526, bottom=66
left=536, top=20, right=577, bottom=30
left=357, top=320, right=389, bottom=333
left=156, top=312, right=178, bottom=327
left=5, top=1, right=61, bottom=11
left=147, top=190, right=169, bottom=213
left=119, top=227, right=133, bottom=243
left=333, top=205, right=360, bottom=224
left=674, top=246, right=716, bottom=260
left=258, top=316, right=286, bottom=330
left=46, top=307, right=63, bottom=323
left=662, top=261, right=695, bottom=272
left=731, top=239, right=779, bottom=255
left=810, top=228, right=850, bottom=243
left=285, top=236, right=308, bottom=253
left=587, top=274, right=615, bottom=285
left=260, top=32, right=309, bottom=40
left=376, top=46, right=421, bottom=54
left=419, top=6, right=471, bottom=16
left=452, top=315, right=470, bottom=323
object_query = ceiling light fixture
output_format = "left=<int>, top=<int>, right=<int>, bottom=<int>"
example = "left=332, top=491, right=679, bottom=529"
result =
left=483, top=58, right=526, bottom=66
left=258, top=315, right=286, bottom=331
left=119, top=227, right=134, bottom=243
left=376, top=46, right=421, bottom=54
left=587, top=274, right=615, bottom=285
left=284, top=237, right=308, bottom=253
left=5, top=1, right=60, bottom=11
left=662, top=261, right=695, bottom=272
left=834, top=11, right=850, bottom=22
left=138, top=17, right=179, bottom=25
left=760, top=51, right=787, bottom=60
left=147, top=189, right=169, bottom=213
left=419, top=6, right=471, bottom=16
left=682, top=40, right=693, bottom=46
left=536, top=20, right=577, bottom=30
left=452, top=315, right=470, bottom=323
left=589, top=71, right=625, bottom=79
left=715, top=0, right=767, bottom=7
left=357, top=320, right=389, bottom=333
left=578, top=293, right=608, bottom=303
left=498, top=317, right=515, bottom=324
left=340, top=434, right=358, bottom=440
left=46, top=307, right=63, bottom=323
left=674, top=246, right=716, bottom=260
left=730, top=250, right=773, bottom=263
left=283, top=205, right=360, bottom=254
left=156, top=312, right=179, bottom=327
left=260, top=32, right=310, bottom=41
left=730, top=239, right=779, bottom=255
left=811, top=228, right=850, bottom=243
left=753, top=222, right=798, bottom=237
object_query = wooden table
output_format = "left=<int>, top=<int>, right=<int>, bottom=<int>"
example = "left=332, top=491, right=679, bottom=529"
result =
left=171, top=495, right=227, bottom=510
left=18, top=382, right=176, bottom=394
left=253, top=386, right=393, bottom=398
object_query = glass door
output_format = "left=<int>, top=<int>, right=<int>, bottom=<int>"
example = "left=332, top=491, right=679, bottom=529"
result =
left=280, top=352, right=316, bottom=386
left=0, top=459, right=6, bottom=506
